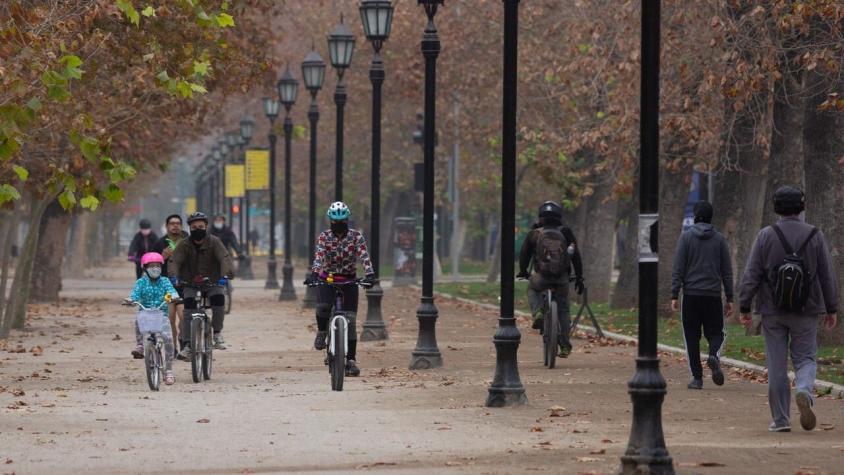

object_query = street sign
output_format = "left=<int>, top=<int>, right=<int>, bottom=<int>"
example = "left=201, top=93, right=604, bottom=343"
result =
left=245, top=149, right=269, bottom=190
left=225, top=164, right=245, bottom=198
left=185, top=197, right=196, bottom=214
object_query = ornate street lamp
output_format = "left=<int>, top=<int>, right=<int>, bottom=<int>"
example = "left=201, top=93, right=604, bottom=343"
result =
left=301, top=47, right=326, bottom=309
left=277, top=66, right=299, bottom=301
left=239, top=115, right=255, bottom=280
left=327, top=14, right=356, bottom=201
left=359, top=0, right=394, bottom=341
left=263, top=96, right=281, bottom=290
left=410, top=0, right=444, bottom=370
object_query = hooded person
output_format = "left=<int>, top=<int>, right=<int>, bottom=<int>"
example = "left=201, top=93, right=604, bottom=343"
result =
left=128, top=219, right=159, bottom=279
left=670, top=200, right=734, bottom=390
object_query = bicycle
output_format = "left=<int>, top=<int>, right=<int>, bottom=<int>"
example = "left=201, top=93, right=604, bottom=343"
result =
left=540, top=287, right=562, bottom=369
left=306, top=276, right=372, bottom=391
left=122, top=299, right=171, bottom=391
left=181, top=279, right=222, bottom=383
left=224, top=279, right=233, bottom=315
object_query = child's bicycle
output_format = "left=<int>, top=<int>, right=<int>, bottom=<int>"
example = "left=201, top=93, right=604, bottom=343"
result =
left=182, top=278, right=222, bottom=383
left=122, top=299, right=171, bottom=391
left=306, top=276, right=372, bottom=391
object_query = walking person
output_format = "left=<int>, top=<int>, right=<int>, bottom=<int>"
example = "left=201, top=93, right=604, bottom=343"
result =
left=671, top=201, right=733, bottom=390
left=739, top=186, right=838, bottom=432
left=128, top=219, right=158, bottom=279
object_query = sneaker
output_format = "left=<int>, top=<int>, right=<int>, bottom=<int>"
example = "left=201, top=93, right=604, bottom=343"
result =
left=707, top=355, right=725, bottom=386
left=768, top=422, right=791, bottom=432
left=314, top=331, right=328, bottom=350
left=531, top=311, right=544, bottom=330
left=558, top=345, right=572, bottom=358
left=164, top=371, right=175, bottom=385
left=795, top=390, right=816, bottom=431
left=213, top=334, right=227, bottom=350
left=687, top=378, right=703, bottom=390
left=177, top=346, right=192, bottom=361
left=345, top=359, right=361, bottom=377
left=131, top=345, right=144, bottom=359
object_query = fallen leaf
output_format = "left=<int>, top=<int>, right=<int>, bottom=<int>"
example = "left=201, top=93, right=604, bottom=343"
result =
left=576, top=457, right=600, bottom=462
left=11, top=389, right=24, bottom=397
left=589, top=448, right=606, bottom=455
left=530, top=426, right=543, bottom=432
left=77, top=377, right=93, bottom=383
left=112, top=335, right=121, bottom=341
left=197, top=418, right=210, bottom=423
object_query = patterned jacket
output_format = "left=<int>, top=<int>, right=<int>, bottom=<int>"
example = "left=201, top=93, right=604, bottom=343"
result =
left=311, top=229, right=374, bottom=276
left=129, top=275, right=177, bottom=317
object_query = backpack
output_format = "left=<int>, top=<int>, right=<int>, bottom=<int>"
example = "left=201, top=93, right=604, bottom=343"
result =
left=534, top=227, right=570, bottom=277
left=770, top=224, right=818, bottom=312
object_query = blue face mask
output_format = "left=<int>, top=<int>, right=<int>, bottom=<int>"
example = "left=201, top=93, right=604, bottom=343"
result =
left=146, top=267, right=162, bottom=280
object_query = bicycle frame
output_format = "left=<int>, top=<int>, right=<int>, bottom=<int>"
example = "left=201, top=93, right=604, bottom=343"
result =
left=328, top=282, right=351, bottom=358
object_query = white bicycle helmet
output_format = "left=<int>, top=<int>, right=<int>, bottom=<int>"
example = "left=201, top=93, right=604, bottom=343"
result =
left=326, top=201, right=350, bottom=220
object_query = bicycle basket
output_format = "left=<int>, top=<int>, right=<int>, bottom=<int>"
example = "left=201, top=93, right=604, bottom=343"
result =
left=136, top=309, right=165, bottom=333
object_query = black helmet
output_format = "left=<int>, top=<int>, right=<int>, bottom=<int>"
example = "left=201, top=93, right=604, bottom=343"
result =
left=538, top=201, right=563, bottom=219
left=139, top=219, right=151, bottom=229
left=187, top=212, right=209, bottom=225
left=772, top=186, right=805, bottom=216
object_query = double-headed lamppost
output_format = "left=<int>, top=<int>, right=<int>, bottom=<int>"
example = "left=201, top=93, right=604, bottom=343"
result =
left=486, top=0, right=527, bottom=407
left=277, top=67, right=299, bottom=301
left=239, top=116, right=256, bottom=279
left=410, top=0, right=444, bottom=370
left=327, top=15, right=356, bottom=201
left=263, top=96, right=281, bottom=290
left=301, top=47, right=327, bottom=309
left=620, top=1, right=673, bottom=473
left=359, top=0, right=394, bottom=341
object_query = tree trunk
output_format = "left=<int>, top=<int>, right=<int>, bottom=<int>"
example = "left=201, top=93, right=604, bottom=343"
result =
left=8, top=195, right=52, bottom=329
left=580, top=187, right=617, bottom=303
left=658, top=163, right=692, bottom=318
left=0, top=207, right=17, bottom=338
left=486, top=225, right=502, bottom=284
left=66, top=211, right=93, bottom=270
left=611, top=186, right=639, bottom=309
left=30, top=200, right=71, bottom=302
left=803, top=70, right=844, bottom=345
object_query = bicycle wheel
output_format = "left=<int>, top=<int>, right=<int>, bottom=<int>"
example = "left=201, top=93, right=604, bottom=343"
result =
left=330, top=318, right=346, bottom=391
left=202, top=317, right=213, bottom=380
left=144, top=337, right=160, bottom=391
left=190, top=316, right=203, bottom=383
left=225, top=281, right=232, bottom=315
left=546, top=300, right=559, bottom=369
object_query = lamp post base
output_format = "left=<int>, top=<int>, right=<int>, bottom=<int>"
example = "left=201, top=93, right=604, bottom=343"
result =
left=361, top=282, right=388, bottom=341
left=265, top=258, right=279, bottom=290
left=238, top=257, right=254, bottom=280
left=619, top=356, right=674, bottom=475
left=279, top=262, right=297, bottom=301
left=303, top=284, right=317, bottom=309
left=409, top=296, right=442, bottom=370
left=485, top=319, right=527, bottom=407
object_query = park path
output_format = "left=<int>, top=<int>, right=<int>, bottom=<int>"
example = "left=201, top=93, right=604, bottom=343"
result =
left=1, top=265, right=843, bottom=474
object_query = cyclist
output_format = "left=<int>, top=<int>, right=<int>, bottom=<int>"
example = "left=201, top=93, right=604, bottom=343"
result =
left=128, top=219, right=158, bottom=279
left=152, top=214, right=189, bottom=353
left=210, top=214, right=243, bottom=257
left=169, top=212, right=233, bottom=357
left=127, top=252, right=177, bottom=385
left=517, top=200, right=584, bottom=358
left=305, top=202, right=375, bottom=377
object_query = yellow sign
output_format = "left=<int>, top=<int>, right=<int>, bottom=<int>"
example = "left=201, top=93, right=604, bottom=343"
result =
left=185, top=197, right=196, bottom=214
left=225, top=164, right=245, bottom=198
left=245, top=149, right=270, bottom=190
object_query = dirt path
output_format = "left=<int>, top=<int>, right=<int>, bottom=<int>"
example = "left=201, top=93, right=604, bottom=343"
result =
left=1, top=271, right=842, bottom=474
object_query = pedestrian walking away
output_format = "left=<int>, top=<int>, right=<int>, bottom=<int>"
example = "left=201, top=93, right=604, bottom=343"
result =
left=739, top=186, right=838, bottom=432
left=671, top=200, right=733, bottom=390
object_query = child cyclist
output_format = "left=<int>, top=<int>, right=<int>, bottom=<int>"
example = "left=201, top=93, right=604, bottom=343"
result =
left=127, top=252, right=178, bottom=385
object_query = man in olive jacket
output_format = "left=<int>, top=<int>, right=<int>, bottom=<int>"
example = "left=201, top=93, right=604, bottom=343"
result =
left=169, top=212, right=234, bottom=353
left=739, top=186, right=838, bottom=432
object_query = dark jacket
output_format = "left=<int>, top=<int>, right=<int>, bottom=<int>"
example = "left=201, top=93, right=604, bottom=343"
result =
left=128, top=231, right=159, bottom=262
left=210, top=225, right=241, bottom=256
left=152, top=231, right=189, bottom=277
left=739, top=216, right=838, bottom=316
left=671, top=223, right=733, bottom=301
left=518, top=224, right=583, bottom=278
left=168, top=234, right=233, bottom=284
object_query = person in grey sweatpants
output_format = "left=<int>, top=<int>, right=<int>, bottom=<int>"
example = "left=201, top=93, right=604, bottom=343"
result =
left=739, top=186, right=838, bottom=432
left=671, top=201, right=733, bottom=390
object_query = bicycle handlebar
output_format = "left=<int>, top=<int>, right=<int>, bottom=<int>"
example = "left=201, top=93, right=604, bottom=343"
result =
left=122, top=300, right=168, bottom=312
left=306, top=278, right=372, bottom=289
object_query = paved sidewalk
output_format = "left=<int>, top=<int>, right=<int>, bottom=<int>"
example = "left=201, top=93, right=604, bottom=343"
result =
left=0, top=277, right=842, bottom=474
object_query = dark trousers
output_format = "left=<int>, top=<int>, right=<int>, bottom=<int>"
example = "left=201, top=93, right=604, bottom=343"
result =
left=179, top=286, right=226, bottom=347
left=315, top=284, right=359, bottom=359
left=527, top=273, right=572, bottom=351
left=681, top=294, right=726, bottom=379
left=134, top=263, right=143, bottom=279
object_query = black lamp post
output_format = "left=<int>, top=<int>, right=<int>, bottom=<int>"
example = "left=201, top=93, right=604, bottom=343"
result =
left=263, top=96, right=281, bottom=290
left=277, top=66, right=299, bottom=301
left=239, top=115, right=255, bottom=280
left=225, top=131, right=240, bottom=226
left=620, top=1, right=673, bottom=473
left=214, top=144, right=226, bottom=216
left=359, top=0, right=394, bottom=341
left=301, top=47, right=326, bottom=309
left=486, top=0, right=526, bottom=407
left=327, top=14, right=356, bottom=202
left=410, top=0, right=444, bottom=370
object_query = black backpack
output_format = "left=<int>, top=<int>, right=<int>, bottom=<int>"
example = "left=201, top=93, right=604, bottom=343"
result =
left=770, top=224, right=818, bottom=312
left=534, top=227, right=570, bottom=278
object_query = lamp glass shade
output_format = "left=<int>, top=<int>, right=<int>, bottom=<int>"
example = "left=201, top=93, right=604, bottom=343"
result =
left=240, top=116, right=255, bottom=140
left=327, top=17, right=356, bottom=69
left=263, top=97, right=280, bottom=118
left=226, top=132, right=238, bottom=147
left=277, top=68, right=299, bottom=106
left=360, top=0, right=394, bottom=41
left=301, top=50, right=326, bottom=91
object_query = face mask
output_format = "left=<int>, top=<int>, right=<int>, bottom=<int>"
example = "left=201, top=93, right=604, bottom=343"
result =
left=214, top=222, right=224, bottom=230
left=146, top=267, right=162, bottom=279
left=140, top=229, right=151, bottom=236
left=190, top=228, right=207, bottom=241
left=330, top=221, right=348, bottom=235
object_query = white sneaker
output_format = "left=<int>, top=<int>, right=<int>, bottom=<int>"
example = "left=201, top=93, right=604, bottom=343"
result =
left=213, top=334, right=227, bottom=350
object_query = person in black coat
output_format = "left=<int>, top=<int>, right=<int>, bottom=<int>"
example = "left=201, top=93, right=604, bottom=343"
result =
left=128, top=218, right=158, bottom=279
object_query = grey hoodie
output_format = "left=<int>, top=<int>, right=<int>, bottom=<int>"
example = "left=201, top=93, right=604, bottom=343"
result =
left=671, top=222, right=734, bottom=301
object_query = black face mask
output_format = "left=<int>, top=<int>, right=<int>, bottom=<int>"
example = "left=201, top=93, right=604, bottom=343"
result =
left=190, top=228, right=207, bottom=241
left=330, top=221, right=348, bottom=235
